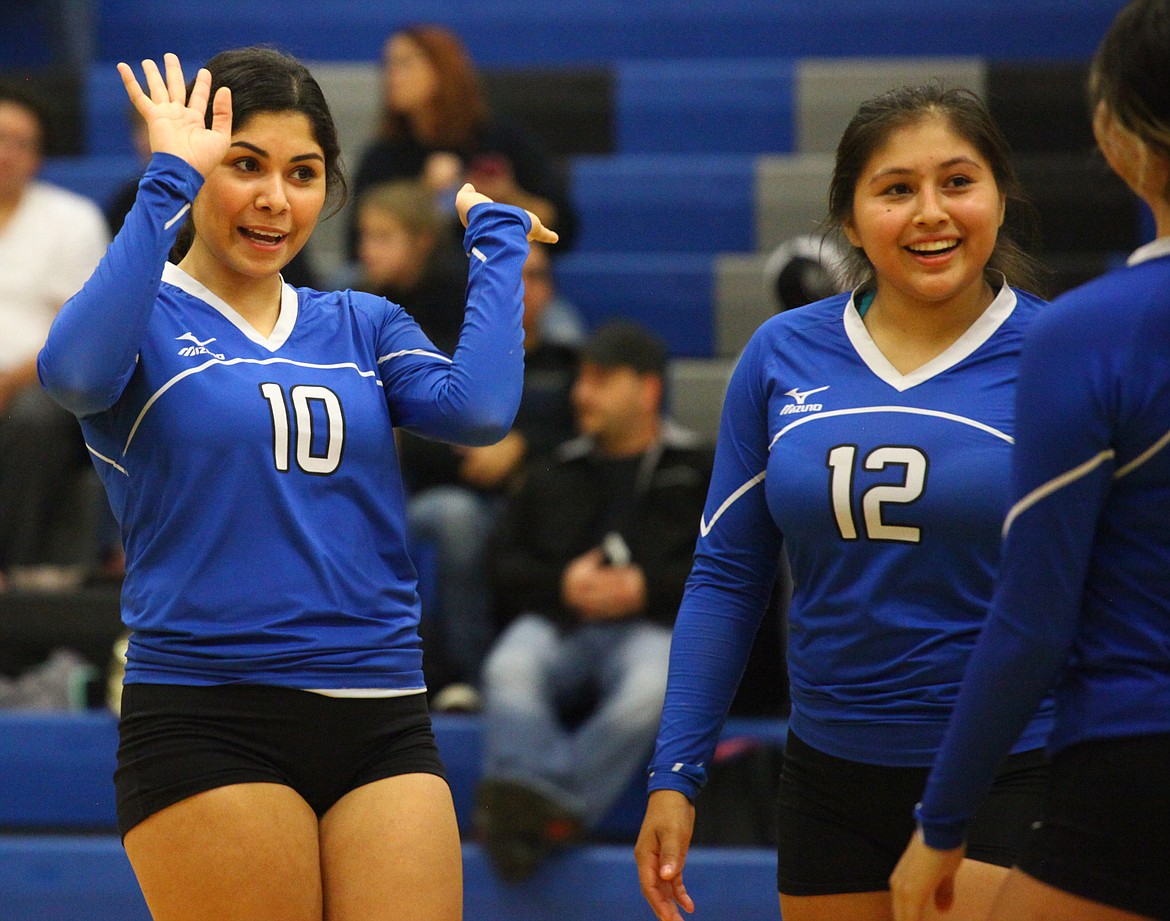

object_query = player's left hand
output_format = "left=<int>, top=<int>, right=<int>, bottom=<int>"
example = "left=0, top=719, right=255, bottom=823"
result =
left=636, top=790, right=697, bottom=921
left=455, top=182, right=558, bottom=244
left=889, top=829, right=966, bottom=921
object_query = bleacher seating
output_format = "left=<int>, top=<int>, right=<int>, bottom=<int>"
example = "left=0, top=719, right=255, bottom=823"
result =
left=0, top=709, right=785, bottom=834
left=39, top=153, right=140, bottom=213
left=0, top=710, right=786, bottom=920
left=0, top=836, right=781, bottom=921
left=89, top=0, right=1123, bottom=67
left=614, top=59, right=796, bottom=155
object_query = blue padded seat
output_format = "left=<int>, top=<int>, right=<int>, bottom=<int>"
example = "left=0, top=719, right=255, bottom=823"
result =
left=616, top=59, right=796, bottom=155
left=0, top=837, right=779, bottom=921
left=570, top=154, right=756, bottom=255
left=83, top=64, right=139, bottom=158
left=92, top=0, right=1121, bottom=67
left=0, top=711, right=785, bottom=837
left=553, top=251, right=717, bottom=358
left=40, top=154, right=142, bottom=212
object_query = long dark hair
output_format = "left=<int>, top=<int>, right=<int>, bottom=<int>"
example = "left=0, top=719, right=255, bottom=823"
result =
left=173, top=46, right=348, bottom=258
left=824, top=83, right=1045, bottom=295
left=1090, top=0, right=1170, bottom=170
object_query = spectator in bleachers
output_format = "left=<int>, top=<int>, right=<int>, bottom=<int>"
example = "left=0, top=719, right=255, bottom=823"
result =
left=347, top=178, right=469, bottom=352
left=636, top=84, right=1053, bottom=921
left=0, top=78, right=108, bottom=589
left=474, top=320, right=713, bottom=882
left=522, top=235, right=587, bottom=348
left=401, top=240, right=580, bottom=711
left=349, top=24, right=577, bottom=256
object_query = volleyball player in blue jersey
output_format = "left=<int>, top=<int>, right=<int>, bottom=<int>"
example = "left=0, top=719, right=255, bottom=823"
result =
left=38, top=48, right=555, bottom=921
left=892, top=4, right=1170, bottom=919
left=635, top=85, right=1052, bottom=921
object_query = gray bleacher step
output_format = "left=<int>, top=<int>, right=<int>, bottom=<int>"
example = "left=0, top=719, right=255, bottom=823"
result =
left=796, top=57, right=987, bottom=154
left=301, top=62, right=380, bottom=277
left=754, top=152, right=836, bottom=255
left=715, top=252, right=775, bottom=359
left=667, top=357, right=736, bottom=442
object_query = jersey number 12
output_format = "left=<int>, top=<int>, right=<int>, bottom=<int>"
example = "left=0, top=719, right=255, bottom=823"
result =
left=826, top=444, right=926, bottom=542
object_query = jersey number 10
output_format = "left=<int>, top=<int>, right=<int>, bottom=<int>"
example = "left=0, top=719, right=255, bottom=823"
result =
left=260, top=383, right=345, bottom=475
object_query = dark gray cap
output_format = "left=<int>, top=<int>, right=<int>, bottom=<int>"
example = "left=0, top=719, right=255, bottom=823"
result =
left=580, top=321, right=668, bottom=375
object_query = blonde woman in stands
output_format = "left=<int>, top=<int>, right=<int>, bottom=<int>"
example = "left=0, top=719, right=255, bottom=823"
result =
left=636, top=84, right=1053, bottom=921
left=38, top=47, right=554, bottom=920
left=892, top=3, right=1170, bottom=919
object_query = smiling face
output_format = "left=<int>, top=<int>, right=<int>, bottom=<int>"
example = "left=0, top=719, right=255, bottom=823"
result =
left=844, top=115, right=1005, bottom=313
left=182, top=111, right=327, bottom=292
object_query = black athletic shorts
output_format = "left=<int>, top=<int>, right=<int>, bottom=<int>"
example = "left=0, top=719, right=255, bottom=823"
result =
left=1018, top=733, right=1170, bottom=920
left=776, top=729, right=1047, bottom=896
left=114, top=682, right=447, bottom=839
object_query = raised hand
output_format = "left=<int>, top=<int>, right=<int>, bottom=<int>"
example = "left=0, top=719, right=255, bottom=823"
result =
left=117, top=53, right=232, bottom=179
left=455, top=182, right=559, bottom=244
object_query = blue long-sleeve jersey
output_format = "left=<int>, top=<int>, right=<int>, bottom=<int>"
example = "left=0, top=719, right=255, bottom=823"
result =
left=648, top=283, right=1053, bottom=799
left=917, top=240, right=1170, bottom=850
left=38, top=154, right=530, bottom=690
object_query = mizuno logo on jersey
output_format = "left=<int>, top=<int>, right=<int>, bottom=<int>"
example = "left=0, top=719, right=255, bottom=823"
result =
left=176, top=332, right=225, bottom=359
left=781, top=385, right=828, bottom=415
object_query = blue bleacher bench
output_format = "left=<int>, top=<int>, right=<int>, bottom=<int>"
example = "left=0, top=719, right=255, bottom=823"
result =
left=554, top=251, right=717, bottom=359
left=40, top=155, right=143, bottom=213
left=570, top=153, right=757, bottom=256
left=0, top=837, right=780, bottom=921
left=0, top=710, right=785, bottom=836
left=615, top=59, right=796, bottom=155
left=0, top=710, right=786, bottom=920
left=91, top=0, right=1124, bottom=68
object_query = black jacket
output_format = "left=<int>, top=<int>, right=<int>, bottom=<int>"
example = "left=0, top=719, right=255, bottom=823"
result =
left=349, top=114, right=578, bottom=256
left=398, top=339, right=579, bottom=496
left=489, top=422, right=714, bottom=630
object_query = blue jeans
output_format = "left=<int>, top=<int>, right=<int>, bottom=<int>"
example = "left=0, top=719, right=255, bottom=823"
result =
left=481, top=614, right=672, bottom=827
left=406, top=486, right=500, bottom=688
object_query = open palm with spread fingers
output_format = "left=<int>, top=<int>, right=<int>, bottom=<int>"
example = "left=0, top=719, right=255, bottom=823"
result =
left=117, top=52, right=232, bottom=178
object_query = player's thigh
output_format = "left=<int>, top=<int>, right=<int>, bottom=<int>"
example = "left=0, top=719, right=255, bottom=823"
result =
left=320, top=772, right=462, bottom=921
left=928, top=858, right=1010, bottom=921
left=779, top=889, right=893, bottom=921
left=122, top=781, right=322, bottom=921
left=778, top=858, right=1007, bottom=921
left=988, top=869, right=1157, bottom=921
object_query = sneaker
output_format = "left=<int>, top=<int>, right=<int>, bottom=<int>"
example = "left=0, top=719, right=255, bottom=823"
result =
left=474, top=778, right=583, bottom=882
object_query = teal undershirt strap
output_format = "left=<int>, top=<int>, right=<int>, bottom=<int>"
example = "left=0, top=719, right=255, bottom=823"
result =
left=856, top=290, right=876, bottom=318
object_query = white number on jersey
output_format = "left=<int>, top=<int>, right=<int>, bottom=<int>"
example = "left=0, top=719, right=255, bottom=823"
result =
left=826, top=444, right=926, bottom=542
left=260, top=382, right=345, bottom=475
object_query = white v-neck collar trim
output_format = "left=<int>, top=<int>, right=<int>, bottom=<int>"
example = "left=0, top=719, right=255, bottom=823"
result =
left=161, top=262, right=298, bottom=352
left=1127, top=236, right=1170, bottom=267
left=843, top=282, right=1018, bottom=392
